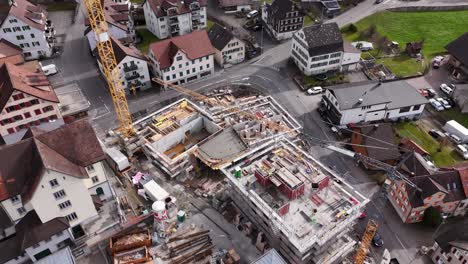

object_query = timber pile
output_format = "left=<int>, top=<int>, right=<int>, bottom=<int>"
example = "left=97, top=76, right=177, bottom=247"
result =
left=165, top=228, right=214, bottom=264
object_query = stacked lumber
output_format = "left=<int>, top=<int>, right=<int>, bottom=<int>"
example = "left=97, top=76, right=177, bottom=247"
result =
left=110, top=229, right=152, bottom=254
left=165, top=228, right=214, bottom=264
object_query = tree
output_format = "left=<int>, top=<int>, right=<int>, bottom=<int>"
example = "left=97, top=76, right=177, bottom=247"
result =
left=347, top=23, right=358, bottom=33
left=423, top=206, right=442, bottom=227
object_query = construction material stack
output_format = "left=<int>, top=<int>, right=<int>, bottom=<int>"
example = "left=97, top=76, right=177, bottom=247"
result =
left=110, top=229, right=152, bottom=264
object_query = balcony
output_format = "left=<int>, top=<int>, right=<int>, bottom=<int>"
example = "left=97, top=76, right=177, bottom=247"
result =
left=125, top=72, right=140, bottom=81
left=123, top=64, right=138, bottom=72
left=192, top=19, right=200, bottom=26
left=171, top=24, right=180, bottom=34
left=191, top=11, right=200, bottom=18
left=169, top=17, right=179, bottom=25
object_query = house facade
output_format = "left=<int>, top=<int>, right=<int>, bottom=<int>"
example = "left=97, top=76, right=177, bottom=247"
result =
left=388, top=170, right=467, bottom=224
left=143, top=0, right=207, bottom=39
left=208, top=23, right=245, bottom=66
left=85, top=0, right=135, bottom=52
left=0, top=62, right=62, bottom=136
left=445, top=32, right=468, bottom=80
left=291, top=23, right=361, bottom=76
left=0, top=120, right=113, bottom=241
left=262, top=0, right=304, bottom=41
left=0, top=0, right=56, bottom=60
left=96, top=37, right=151, bottom=93
left=149, top=30, right=214, bottom=85
left=432, top=242, right=468, bottom=264
left=320, top=80, right=427, bottom=126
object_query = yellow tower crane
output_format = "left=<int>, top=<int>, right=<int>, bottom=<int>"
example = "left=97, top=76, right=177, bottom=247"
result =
left=83, top=0, right=134, bottom=137
left=354, top=219, right=378, bottom=264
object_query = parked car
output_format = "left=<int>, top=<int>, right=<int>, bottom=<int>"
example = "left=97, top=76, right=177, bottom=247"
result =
left=436, top=98, right=452, bottom=109
left=425, top=88, right=437, bottom=98
left=456, top=144, right=468, bottom=159
left=418, top=89, right=429, bottom=98
left=429, top=98, right=444, bottom=111
left=440, top=83, right=453, bottom=95
left=358, top=211, right=367, bottom=219
left=433, top=60, right=441, bottom=69
left=449, top=134, right=463, bottom=144
left=372, top=233, right=384, bottom=247
left=450, top=83, right=456, bottom=90
left=246, top=10, right=259, bottom=18
left=432, top=56, right=444, bottom=69
left=351, top=41, right=374, bottom=51
left=429, top=129, right=446, bottom=139
left=39, top=63, right=58, bottom=76
left=307, top=86, right=323, bottom=95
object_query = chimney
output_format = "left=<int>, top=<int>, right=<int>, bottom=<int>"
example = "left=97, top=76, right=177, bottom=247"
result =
left=357, top=98, right=363, bottom=104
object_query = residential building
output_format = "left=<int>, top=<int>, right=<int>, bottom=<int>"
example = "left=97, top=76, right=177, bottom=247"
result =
left=95, top=37, right=151, bottom=93
left=143, top=0, right=207, bottom=39
left=148, top=30, right=214, bottom=85
left=431, top=218, right=468, bottom=264
left=261, top=0, right=304, bottom=41
left=388, top=165, right=468, bottom=223
left=0, top=211, right=73, bottom=264
left=320, top=80, right=427, bottom=126
left=291, top=23, right=361, bottom=76
left=0, top=120, right=113, bottom=240
left=208, top=23, right=245, bottom=66
left=0, top=39, right=24, bottom=65
left=218, top=0, right=251, bottom=13
left=0, top=62, right=62, bottom=136
left=0, top=0, right=56, bottom=60
left=351, top=123, right=400, bottom=168
left=84, top=0, right=135, bottom=52
left=220, top=138, right=368, bottom=264
left=445, top=32, right=468, bottom=80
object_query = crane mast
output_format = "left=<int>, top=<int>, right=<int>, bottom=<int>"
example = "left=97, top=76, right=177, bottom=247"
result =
left=83, top=0, right=134, bottom=137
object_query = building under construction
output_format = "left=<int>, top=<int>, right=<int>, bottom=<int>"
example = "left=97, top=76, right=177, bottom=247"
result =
left=221, top=138, right=368, bottom=264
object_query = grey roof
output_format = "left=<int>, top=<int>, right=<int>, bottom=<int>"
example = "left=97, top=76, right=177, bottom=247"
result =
left=252, top=249, right=287, bottom=264
left=36, top=247, right=76, bottom=264
left=329, top=80, right=428, bottom=110
left=435, top=218, right=468, bottom=252
left=301, top=23, right=343, bottom=56
left=266, top=0, right=296, bottom=21
left=445, top=32, right=468, bottom=66
left=208, top=23, right=235, bottom=51
left=354, top=124, right=400, bottom=161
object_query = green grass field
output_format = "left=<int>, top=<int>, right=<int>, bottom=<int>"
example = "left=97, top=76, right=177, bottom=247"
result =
left=395, top=122, right=463, bottom=167
left=136, top=28, right=160, bottom=53
left=438, top=108, right=468, bottom=128
left=377, top=55, right=425, bottom=77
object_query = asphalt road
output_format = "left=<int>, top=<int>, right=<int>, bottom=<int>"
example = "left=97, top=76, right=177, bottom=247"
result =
left=43, top=0, right=467, bottom=262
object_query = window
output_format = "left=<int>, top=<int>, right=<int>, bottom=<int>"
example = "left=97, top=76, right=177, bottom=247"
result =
left=17, top=207, right=26, bottom=215
left=58, top=200, right=72, bottom=210
left=200, top=66, right=203, bottom=70
left=34, top=109, right=42, bottom=115
left=3, top=28, right=12, bottom=33
left=22, top=26, right=30, bottom=30
left=172, top=74, right=176, bottom=79
left=399, top=106, right=411, bottom=113
left=9, top=19, right=18, bottom=23
left=10, top=196, right=20, bottom=203
left=447, top=256, right=452, bottom=262
left=166, top=76, right=170, bottom=81
left=206, top=64, right=209, bottom=68
left=12, top=94, right=25, bottom=100
left=186, top=70, right=189, bottom=74
left=53, top=190, right=66, bottom=199
left=186, top=62, right=189, bottom=66
left=42, top=105, right=54, bottom=113
left=413, top=104, right=421, bottom=111
left=30, top=33, right=35, bottom=38
left=179, top=72, right=183, bottom=77
left=23, top=52, right=31, bottom=57
left=7, top=128, right=15, bottom=134
left=49, top=179, right=59, bottom=187
left=24, top=112, right=31, bottom=118
left=92, top=176, right=99, bottom=183
left=329, top=59, right=340, bottom=65
left=16, top=35, right=25, bottom=40
left=30, top=99, right=39, bottom=105
left=178, top=64, right=182, bottom=68
left=176, top=56, right=182, bottom=61
left=86, top=165, right=95, bottom=172
left=66, top=212, right=78, bottom=222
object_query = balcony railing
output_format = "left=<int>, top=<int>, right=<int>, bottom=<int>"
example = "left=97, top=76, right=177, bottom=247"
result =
left=125, top=73, right=140, bottom=81
left=169, top=17, right=178, bottom=25
left=123, top=64, right=138, bottom=72
left=171, top=25, right=180, bottom=33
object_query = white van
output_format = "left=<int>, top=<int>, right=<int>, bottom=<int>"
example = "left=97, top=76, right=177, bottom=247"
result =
left=41, top=63, right=58, bottom=76
left=456, top=144, right=468, bottom=159
left=247, top=10, right=259, bottom=18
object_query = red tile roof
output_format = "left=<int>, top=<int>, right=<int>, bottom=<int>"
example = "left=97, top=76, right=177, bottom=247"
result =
left=149, top=30, right=214, bottom=69
left=0, top=39, right=22, bottom=58
left=145, top=0, right=207, bottom=18
left=399, top=138, right=429, bottom=156
left=454, top=167, right=468, bottom=198
left=85, top=0, right=129, bottom=34
left=94, top=37, right=146, bottom=64
left=0, top=62, right=59, bottom=112
left=1, top=0, right=47, bottom=31
left=0, top=120, right=105, bottom=202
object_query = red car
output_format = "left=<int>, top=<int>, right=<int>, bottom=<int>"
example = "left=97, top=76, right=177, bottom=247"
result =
left=418, top=89, right=429, bottom=98
left=358, top=211, right=367, bottom=219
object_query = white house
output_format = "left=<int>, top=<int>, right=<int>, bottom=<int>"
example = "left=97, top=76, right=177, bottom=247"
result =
left=143, top=0, right=207, bottom=39
left=207, top=23, right=245, bottom=66
left=0, top=62, right=62, bottom=136
left=149, top=30, right=215, bottom=85
left=0, top=0, right=56, bottom=60
left=0, top=120, right=113, bottom=242
left=84, top=0, right=135, bottom=52
left=95, top=37, right=151, bottom=93
left=262, top=0, right=304, bottom=41
left=320, top=80, right=428, bottom=126
left=291, top=23, right=351, bottom=76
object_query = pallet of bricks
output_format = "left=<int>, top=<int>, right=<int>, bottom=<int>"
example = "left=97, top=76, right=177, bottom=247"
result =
left=110, top=229, right=152, bottom=264
left=159, top=227, right=214, bottom=264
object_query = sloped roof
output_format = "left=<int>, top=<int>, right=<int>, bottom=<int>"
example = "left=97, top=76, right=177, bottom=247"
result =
left=0, top=0, right=47, bottom=31
left=398, top=152, right=432, bottom=177
left=145, top=0, right=207, bottom=18
left=446, top=32, right=468, bottom=67
left=351, top=124, right=400, bottom=162
left=0, top=120, right=105, bottom=202
left=149, top=30, right=214, bottom=70
left=208, top=23, right=236, bottom=51
left=84, top=0, right=129, bottom=34
left=300, top=23, right=343, bottom=57
left=266, top=0, right=297, bottom=21
left=0, top=39, right=22, bottom=58
left=0, top=210, right=69, bottom=263
left=94, top=37, right=146, bottom=64
left=328, top=80, right=428, bottom=110
left=0, top=62, right=59, bottom=112
left=435, top=218, right=468, bottom=252
left=399, top=138, right=429, bottom=156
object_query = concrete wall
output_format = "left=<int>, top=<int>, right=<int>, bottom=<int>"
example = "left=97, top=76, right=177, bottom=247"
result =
left=150, top=115, right=203, bottom=152
left=0, top=15, right=51, bottom=60
left=24, top=230, right=72, bottom=262
left=0, top=90, right=62, bottom=136
left=30, top=170, right=98, bottom=227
